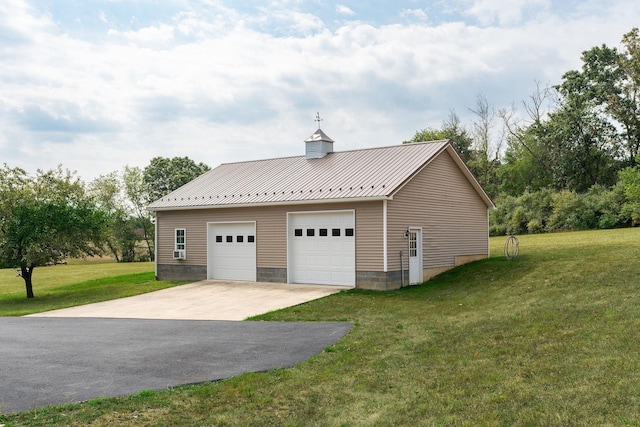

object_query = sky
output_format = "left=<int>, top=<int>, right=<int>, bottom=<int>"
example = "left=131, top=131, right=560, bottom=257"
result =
left=1, top=0, right=639, bottom=182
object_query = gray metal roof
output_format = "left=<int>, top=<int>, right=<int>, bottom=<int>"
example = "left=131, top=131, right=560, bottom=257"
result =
left=147, top=140, right=493, bottom=211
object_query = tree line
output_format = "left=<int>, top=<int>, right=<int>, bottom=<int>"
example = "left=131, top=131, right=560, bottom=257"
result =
left=406, top=28, right=640, bottom=235
left=0, top=158, right=210, bottom=298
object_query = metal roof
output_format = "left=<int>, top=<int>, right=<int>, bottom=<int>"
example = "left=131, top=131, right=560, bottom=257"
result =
left=147, top=140, right=493, bottom=211
left=304, top=128, right=335, bottom=143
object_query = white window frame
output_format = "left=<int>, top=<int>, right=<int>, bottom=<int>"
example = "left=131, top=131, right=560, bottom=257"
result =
left=175, top=228, right=186, bottom=252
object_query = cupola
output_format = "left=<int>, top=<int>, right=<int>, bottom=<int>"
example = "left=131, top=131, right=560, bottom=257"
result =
left=305, top=113, right=334, bottom=159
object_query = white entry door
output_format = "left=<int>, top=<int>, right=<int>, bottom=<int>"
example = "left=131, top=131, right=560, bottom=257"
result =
left=408, top=228, right=423, bottom=285
left=288, top=211, right=355, bottom=287
left=208, top=222, right=256, bottom=281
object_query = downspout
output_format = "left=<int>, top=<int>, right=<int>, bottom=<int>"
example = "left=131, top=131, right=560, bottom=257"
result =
left=400, top=250, right=404, bottom=287
left=383, top=199, right=388, bottom=273
left=153, top=213, right=158, bottom=280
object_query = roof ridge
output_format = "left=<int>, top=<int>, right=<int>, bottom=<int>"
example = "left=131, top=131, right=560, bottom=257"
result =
left=219, top=139, right=450, bottom=166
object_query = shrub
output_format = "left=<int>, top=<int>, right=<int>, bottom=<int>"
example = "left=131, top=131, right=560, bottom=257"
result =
left=489, top=184, right=632, bottom=235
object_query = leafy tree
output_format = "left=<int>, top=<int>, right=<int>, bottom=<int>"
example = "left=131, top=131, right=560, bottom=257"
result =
left=143, top=157, right=210, bottom=203
left=557, top=27, right=640, bottom=165
left=0, top=166, right=108, bottom=298
left=89, top=172, right=126, bottom=262
left=499, top=83, right=558, bottom=195
left=123, top=166, right=155, bottom=261
left=89, top=172, right=146, bottom=262
left=619, top=164, right=640, bottom=224
left=405, top=111, right=474, bottom=163
left=0, top=165, right=30, bottom=268
left=543, top=93, right=620, bottom=192
left=501, top=77, right=621, bottom=194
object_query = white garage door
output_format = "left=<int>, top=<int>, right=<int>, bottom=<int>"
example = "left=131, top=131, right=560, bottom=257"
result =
left=288, top=211, right=355, bottom=287
left=208, top=222, right=256, bottom=281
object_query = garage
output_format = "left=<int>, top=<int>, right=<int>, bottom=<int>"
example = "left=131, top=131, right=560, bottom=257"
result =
left=287, top=210, right=355, bottom=287
left=208, top=222, right=256, bottom=281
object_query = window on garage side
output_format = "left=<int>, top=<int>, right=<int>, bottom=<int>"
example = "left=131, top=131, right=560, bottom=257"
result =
left=175, top=229, right=186, bottom=250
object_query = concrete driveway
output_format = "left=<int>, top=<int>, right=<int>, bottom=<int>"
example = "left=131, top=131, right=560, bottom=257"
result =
left=28, top=280, right=350, bottom=320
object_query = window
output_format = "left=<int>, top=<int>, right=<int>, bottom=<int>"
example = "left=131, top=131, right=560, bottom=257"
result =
left=226, top=236, right=233, bottom=243
left=409, top=231, right=417, bottom=257
left=248, top=235, right=255, bottom=243
left=319, top=228, right=328, bottom=236
left=216, top=235, right=222, bottom=243
left=294, top=229, right=303, bottom=237
left=307, top=228, right=315, bottom=237
left=345, top=228, right=354, bottom=237
left=237, top=235, right=244, bottom=243
left=175, top=229, right=186, bottom=250
left=332, top=228, right=341, bottom=237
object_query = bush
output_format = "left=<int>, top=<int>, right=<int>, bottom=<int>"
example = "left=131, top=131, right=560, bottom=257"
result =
left=490, top=184, right=632, bottom=235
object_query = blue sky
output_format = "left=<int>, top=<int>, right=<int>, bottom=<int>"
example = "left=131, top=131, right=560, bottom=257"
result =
left=1, top=0, right=639, bottom=182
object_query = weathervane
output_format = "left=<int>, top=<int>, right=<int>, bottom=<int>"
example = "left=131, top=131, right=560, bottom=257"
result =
left=315, top=112, right=323, bottom=128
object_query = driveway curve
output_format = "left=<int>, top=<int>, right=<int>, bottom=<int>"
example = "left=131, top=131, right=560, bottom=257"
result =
left=0, top=317, right=352, bottom=414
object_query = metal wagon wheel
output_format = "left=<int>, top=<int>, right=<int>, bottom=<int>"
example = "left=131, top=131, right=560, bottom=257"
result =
left=504, top=235, right=520, bottom=261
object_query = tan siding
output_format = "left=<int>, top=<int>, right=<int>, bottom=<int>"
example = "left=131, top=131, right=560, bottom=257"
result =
left=354, top=201, right=383, bottom=271
left=387, top=149, right=489, bottom=271
left=156, top=200, right=384, bottom=272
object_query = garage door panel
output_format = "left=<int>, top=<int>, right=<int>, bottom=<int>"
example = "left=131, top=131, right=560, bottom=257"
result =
left=288, top=211, right=355, bottom=287
left=208, top=222, right=256, bottom=281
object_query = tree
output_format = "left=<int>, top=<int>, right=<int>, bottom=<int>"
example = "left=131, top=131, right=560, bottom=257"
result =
left=0, top=166, right=108, bottom=298
left=89, top=172, right=144, bottom=262
left=557, top=28, right=640, bottom=165
left=468, top=94, right=503, bottom=198
left=123, top=166, right=155, bottom=261
left=0, top=165, right=30, bottom=268
left=143, top=157, right=211, bottom=203
left=499, top=83, right=557, bottom=195
left=405, top=111, right=474, bottom=163
left=500, top=77, right=621, bottom=195
left=619, top=162, right=640, bottom=224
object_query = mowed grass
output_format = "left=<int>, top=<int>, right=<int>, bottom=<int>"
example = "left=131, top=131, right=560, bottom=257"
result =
left=2, top=228, right=640, bottom=426
left=0, top=261, right=184, bottom=316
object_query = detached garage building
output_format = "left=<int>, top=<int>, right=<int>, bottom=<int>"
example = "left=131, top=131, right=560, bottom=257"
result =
left=147, top=128, right=494, bottom=291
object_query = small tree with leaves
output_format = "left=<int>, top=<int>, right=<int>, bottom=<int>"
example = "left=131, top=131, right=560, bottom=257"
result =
left=0, top=166, right=108, bottom=298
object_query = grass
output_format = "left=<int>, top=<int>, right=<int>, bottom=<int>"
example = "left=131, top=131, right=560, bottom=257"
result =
left=0, top=262, right=184, bottom=316
left=0, top=260, right=154, bottom=296
left=2, top=228, right=640, bottom=425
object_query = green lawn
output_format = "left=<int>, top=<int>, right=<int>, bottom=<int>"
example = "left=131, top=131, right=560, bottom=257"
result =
left=2, top=228, right=640, bottom=426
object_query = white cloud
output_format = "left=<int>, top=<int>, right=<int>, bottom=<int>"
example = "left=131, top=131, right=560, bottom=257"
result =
left=336, top=4, right=356, bottom=16
left=466, top=0, right=551, bottom=26
left=1, top=0, right=639, bottom=182
left=108, top=23, right=175, bottom=44
left=400, top=8, right=429, bottom=22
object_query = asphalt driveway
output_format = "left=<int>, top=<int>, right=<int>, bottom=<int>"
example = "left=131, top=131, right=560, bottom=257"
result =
left=2, top=281, right=353, bottom=414
left=0, top=317, right=352, bottom=414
